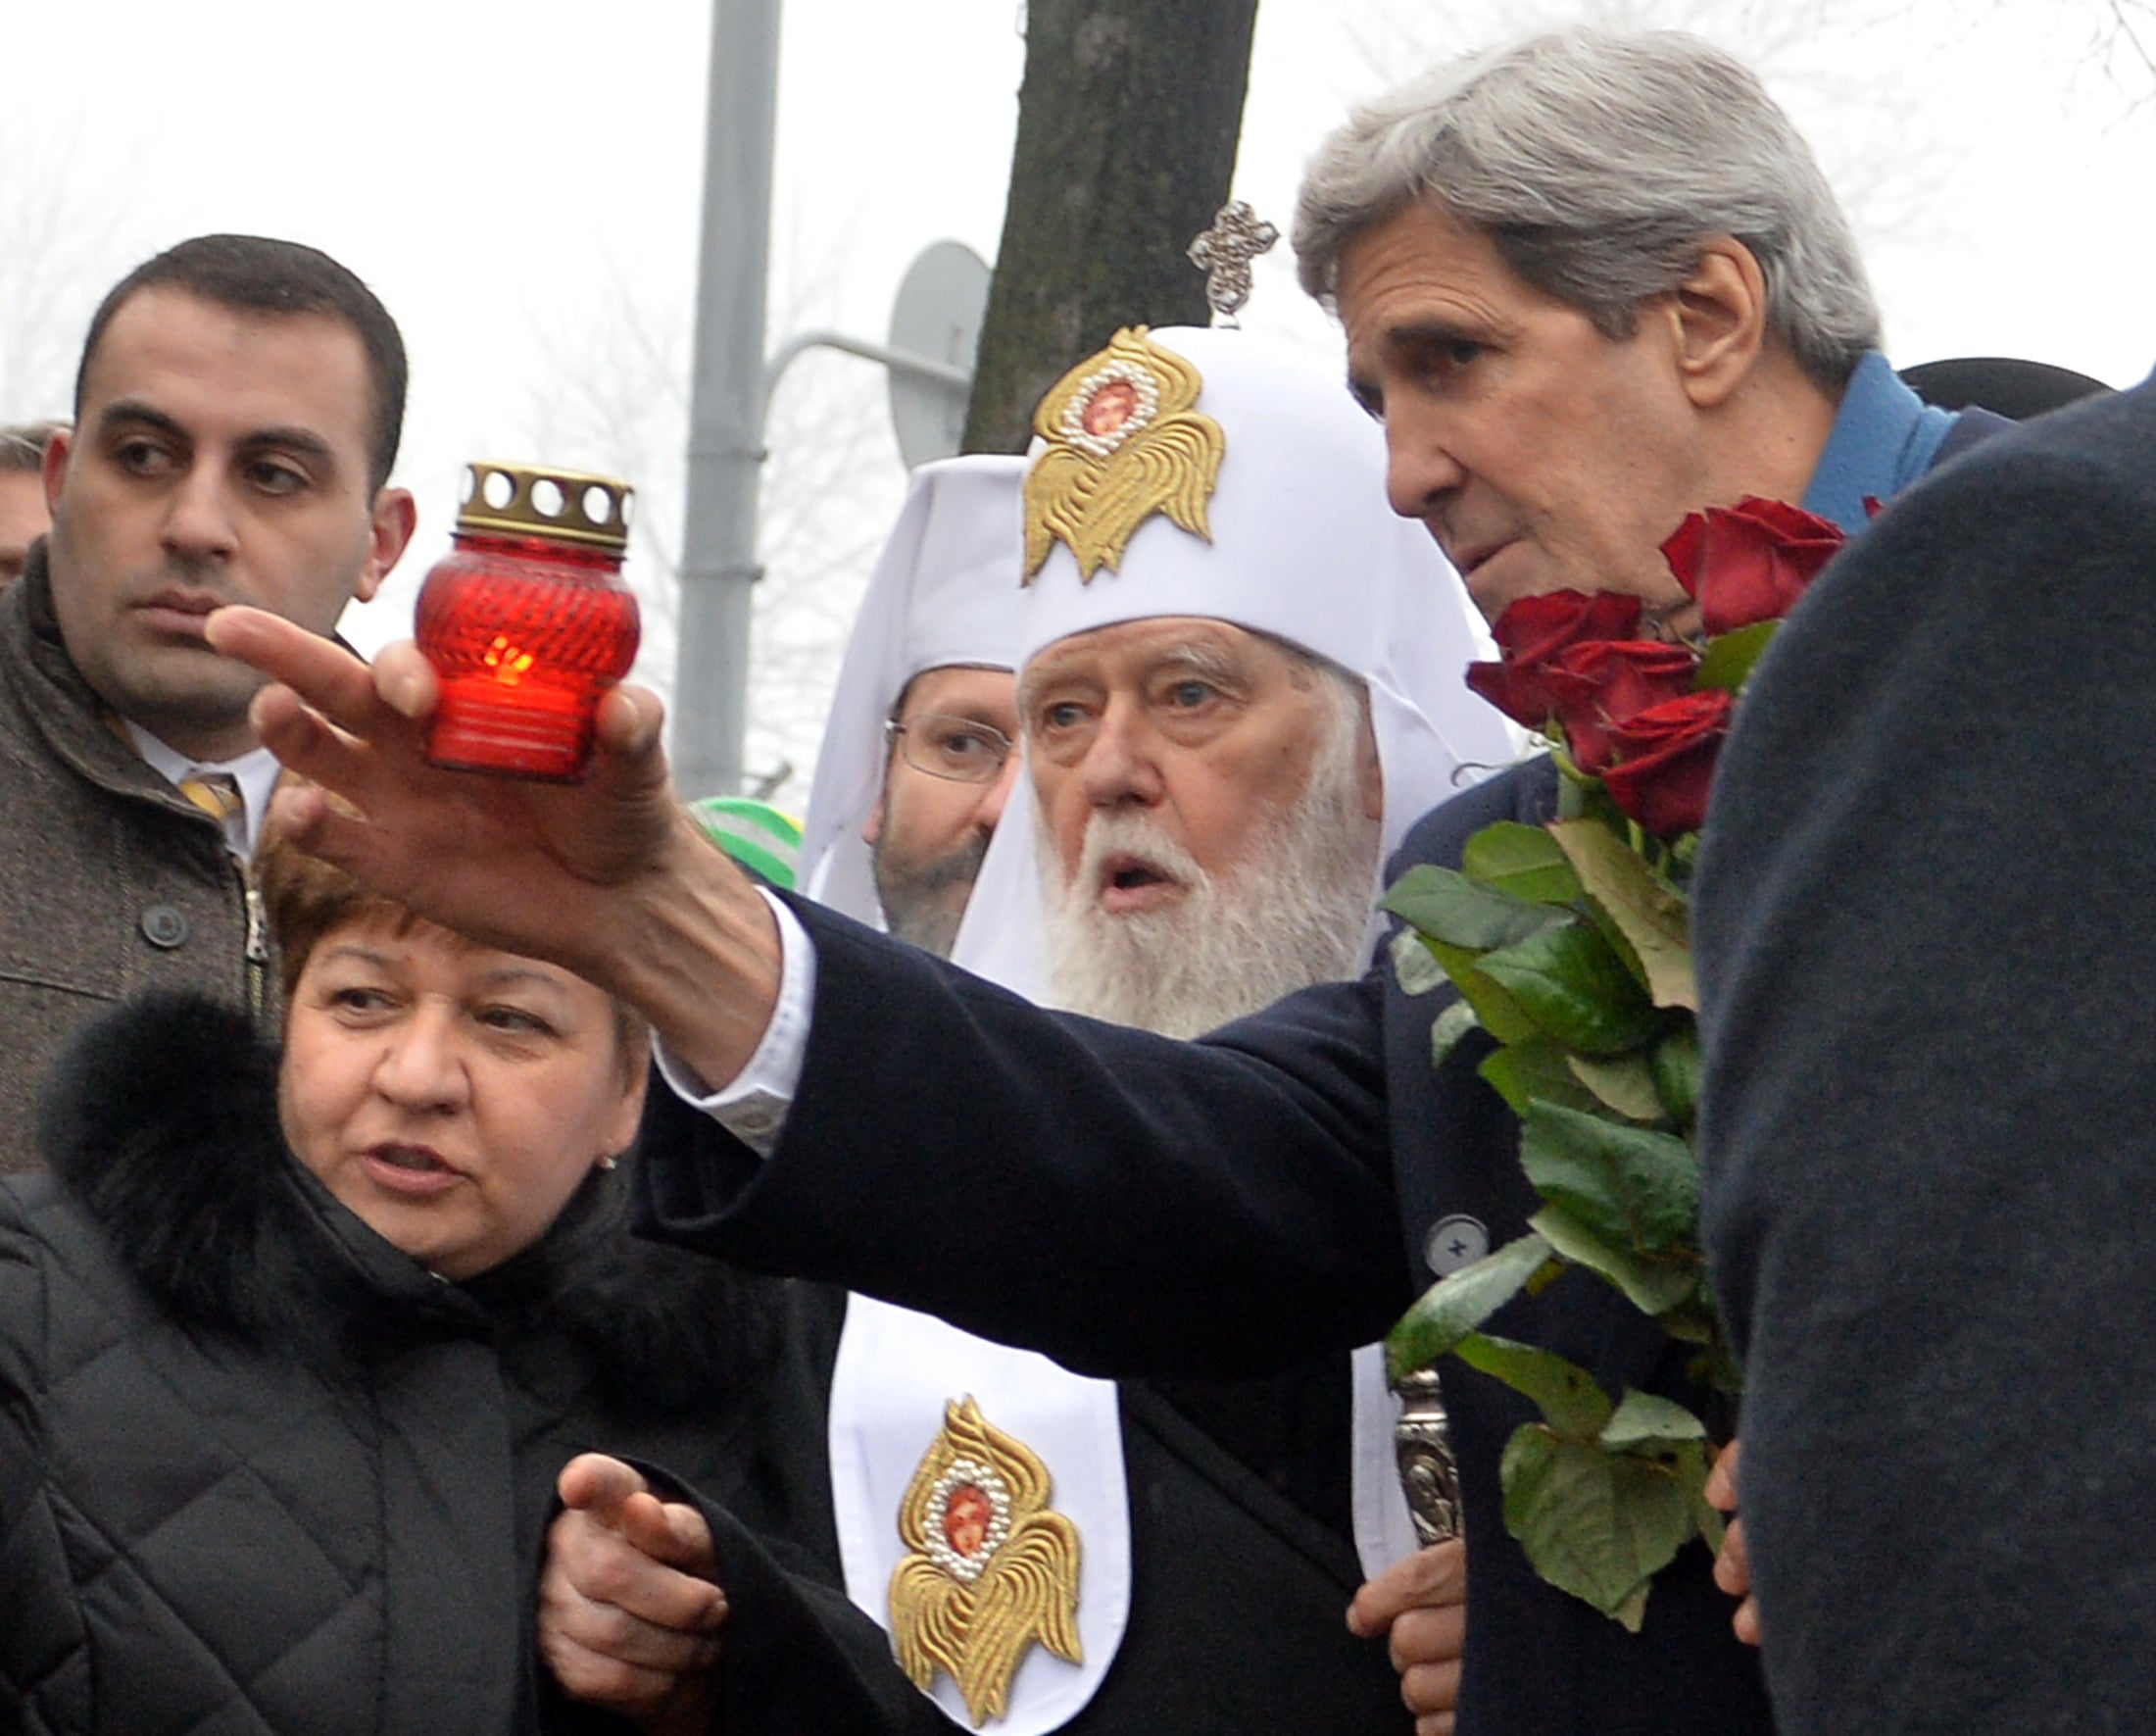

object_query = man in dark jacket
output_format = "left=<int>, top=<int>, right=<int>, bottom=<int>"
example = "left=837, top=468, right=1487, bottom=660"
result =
left=210, top=27, right=1997, bottom=1736
left=0, top=234, right=416, bottom=1168
left=1694, top=376, right=2156, bottom=1733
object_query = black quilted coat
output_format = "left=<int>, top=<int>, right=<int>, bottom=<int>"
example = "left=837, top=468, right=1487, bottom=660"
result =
left=0, top=995, right=926, bottom=1736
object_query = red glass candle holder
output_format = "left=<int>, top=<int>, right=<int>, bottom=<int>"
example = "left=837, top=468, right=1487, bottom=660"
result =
left=416, top=461, right=641, bottom=781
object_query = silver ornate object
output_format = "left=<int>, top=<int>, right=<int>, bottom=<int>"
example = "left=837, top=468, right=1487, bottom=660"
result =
left=1395, top=1368, right=1464, bottom=1544
left=1186, top=200, right=1279, bottom=326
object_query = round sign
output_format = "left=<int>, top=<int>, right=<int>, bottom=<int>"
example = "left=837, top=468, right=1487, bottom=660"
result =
left=887, top=240, right=991, bottom=469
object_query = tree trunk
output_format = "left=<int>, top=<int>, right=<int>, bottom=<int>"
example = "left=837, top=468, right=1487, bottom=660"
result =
left=961, top=0, right=1260, bottom=455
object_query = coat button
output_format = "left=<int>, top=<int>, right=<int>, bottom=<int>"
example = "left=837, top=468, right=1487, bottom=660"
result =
left=1425, top=1215, right=1490, bottom=1276
left=140, top=904, right=190, bottom=949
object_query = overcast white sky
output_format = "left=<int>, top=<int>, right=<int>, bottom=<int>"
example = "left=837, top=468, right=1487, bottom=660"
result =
left=5, top=0, right=2150, bottom=794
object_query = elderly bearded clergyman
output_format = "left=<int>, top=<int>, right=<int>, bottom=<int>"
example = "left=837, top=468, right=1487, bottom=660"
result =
left=642, top=343, right=1505, bottom=1734
left=813, top=324, right=1510, bottom=1736
left=208, top=27, right=2015, bottom=1735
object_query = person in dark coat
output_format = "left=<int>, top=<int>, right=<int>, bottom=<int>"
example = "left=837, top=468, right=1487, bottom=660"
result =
left=1694, top=375, right=2156, bottom=1733
left=0, top=820, right=930, bottom=1735
left=203, top=27, right=2004, bottom=1736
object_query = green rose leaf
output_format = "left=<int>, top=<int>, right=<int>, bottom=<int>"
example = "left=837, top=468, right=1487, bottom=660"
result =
left=1460, top=822, right=1582, bottom=905
left=1477, top=919, right=1663, bottom=1056
left=1547, top=819, right=1696, bottom=1012
left=1647, top=1022, right=1702, bottom=1127
left=1568, top=1051, right=1669, bottom=1124
left=1386, top=1233, right=1559, bottom=1383
left=1390, top=928, right=1449, bottom=997
left=1421, top=937, right=1543, bottom=1046
left=1685, top=1331, right=1746, bottom=1400
left=1521, top=1101, right=1699, bottom=1253
left=1454, top=1331, right=1615, bottom=1439
left=1382, top=866, right=1568, bottom=953
left=1597, top=1389, right=1708, bottom=1452
left=1479, top=1039, right=1605, bottom=1118
left=1693, top=620, right=1781, bottom=694
left=1654, top=1271, right=1730, bottom=1353
left=1531, top=1204, right=1699, bottom=1318
left=1430, top=998, right=1482, bottom=1067
left=1499, top=1426, right=1701, bottom=1631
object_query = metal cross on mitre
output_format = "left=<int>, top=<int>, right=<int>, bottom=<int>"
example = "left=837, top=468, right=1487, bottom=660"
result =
left=1187, top=200, right=1279, bottom=326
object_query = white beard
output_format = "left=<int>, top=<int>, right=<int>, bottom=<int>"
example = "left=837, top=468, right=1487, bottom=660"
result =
left=1037, top=693, right=1381, bottom=1039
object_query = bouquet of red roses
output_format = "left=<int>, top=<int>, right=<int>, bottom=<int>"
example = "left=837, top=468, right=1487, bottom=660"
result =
left=1382, top=497, right=1843, bottom=1630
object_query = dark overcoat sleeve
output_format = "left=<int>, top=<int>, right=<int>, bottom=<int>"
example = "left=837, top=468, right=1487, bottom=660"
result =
left=533, top=1455, right=946, bottom=1736
left=685, top=1485, right=953, bottom=1736
left=1695, top=377, right=2156, bottom=1733
left=635, top=898, right=1409, bottom=1380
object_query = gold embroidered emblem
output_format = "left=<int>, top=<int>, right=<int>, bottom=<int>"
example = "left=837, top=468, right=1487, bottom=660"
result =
left=1022, top=326, right=1225, bottom=584
left=887, top=1396, right=1083, bottom=1726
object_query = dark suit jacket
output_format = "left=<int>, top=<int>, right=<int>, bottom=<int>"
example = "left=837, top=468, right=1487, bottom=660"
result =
left=1697, top=376, right=2156, bottom=1733
left=640, top=763, right=1772, bottom=1736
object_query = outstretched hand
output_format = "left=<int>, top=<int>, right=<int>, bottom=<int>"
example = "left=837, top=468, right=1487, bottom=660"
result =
left=1348, top=1539, right=1467, bottom=1736
left=540, top=1454, right=728, bottom=1734
left=206, top=607, right=783, bottom=1085
left=208, top=608, right=681, bottom=960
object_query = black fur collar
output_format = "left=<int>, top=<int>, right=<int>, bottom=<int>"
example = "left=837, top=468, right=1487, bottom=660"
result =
left=33, top=992, right=777, bottom=1413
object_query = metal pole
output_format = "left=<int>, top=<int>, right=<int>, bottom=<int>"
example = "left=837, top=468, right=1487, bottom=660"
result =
left=761, top=330, right=974, bottom=406
left=672, top=0, right=781, bottom=799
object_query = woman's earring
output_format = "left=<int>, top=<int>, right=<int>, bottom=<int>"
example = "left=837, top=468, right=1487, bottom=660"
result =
left=596, top=1152, right=618, bottom=1173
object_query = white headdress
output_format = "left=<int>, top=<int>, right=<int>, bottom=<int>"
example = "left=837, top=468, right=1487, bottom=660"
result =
left=797, top=455, right=1028, bottom=926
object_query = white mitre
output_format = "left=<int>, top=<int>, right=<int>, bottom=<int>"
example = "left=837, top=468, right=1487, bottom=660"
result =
left=951, top=322, right=1515, bottom=999
left=797, top=454, right=1027, bottom=927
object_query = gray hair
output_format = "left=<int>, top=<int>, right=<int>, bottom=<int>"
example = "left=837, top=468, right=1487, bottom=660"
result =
left=1294, top=28, right=1881, bottom=390
left=0, top=422, right=62, bottom=474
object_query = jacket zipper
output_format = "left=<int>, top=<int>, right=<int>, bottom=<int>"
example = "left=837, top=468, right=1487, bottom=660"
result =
left=245, top=883, right=269, bottom=1019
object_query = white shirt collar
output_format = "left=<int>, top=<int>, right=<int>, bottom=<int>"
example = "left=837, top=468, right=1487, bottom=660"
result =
left=124, top=721, right=281, bottom=859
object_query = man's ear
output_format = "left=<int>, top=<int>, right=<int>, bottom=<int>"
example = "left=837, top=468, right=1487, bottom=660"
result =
left=861, top=794, right=886, bottom=847
left=1666, top=235, right=1771, bottom=411
left=356, top=486, right=418, bottom=604
left=41, top=425, right=72, bottom=517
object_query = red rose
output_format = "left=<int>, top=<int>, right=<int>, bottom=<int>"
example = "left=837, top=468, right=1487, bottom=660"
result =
left=1465, top=590, right=1644, bottom=729
left=1596, top=690, right=1734, bottom=838
left=1544, top=639, right=1702, bottom=770
left=1662, top=497, right=1844, bottom=636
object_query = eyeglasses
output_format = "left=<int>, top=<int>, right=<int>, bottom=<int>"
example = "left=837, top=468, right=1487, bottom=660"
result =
left=884, top=713, right=1015, bottom=784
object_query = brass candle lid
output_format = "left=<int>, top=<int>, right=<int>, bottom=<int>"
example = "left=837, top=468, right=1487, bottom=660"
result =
left=456, top=460, right=633, bottom=553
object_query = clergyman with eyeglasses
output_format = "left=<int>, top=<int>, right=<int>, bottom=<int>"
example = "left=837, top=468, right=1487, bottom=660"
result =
left=791, top=456, right=1026, bottom=960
